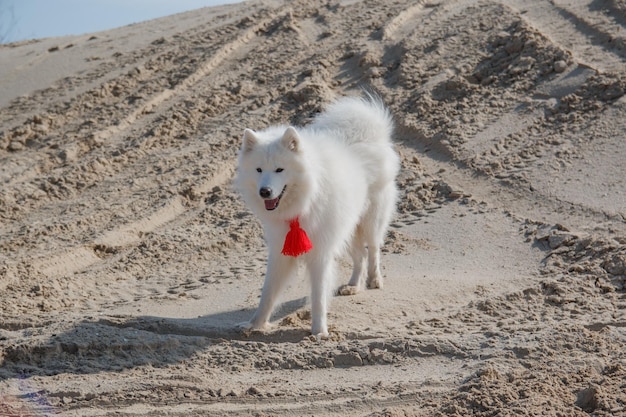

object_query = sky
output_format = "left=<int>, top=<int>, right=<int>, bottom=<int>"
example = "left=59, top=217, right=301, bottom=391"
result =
left=0, top=0, right=243, bottom=44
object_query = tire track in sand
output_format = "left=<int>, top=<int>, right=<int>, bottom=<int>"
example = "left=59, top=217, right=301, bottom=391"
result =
left=90, top=14, right=280, bottom=145
left=32, top=161, right=235, bottom=279
left=502, top=0, right=626, bottom=73
left=382, top=0, right=432, bottom=40
left=382, top=0, right=487, bottom=42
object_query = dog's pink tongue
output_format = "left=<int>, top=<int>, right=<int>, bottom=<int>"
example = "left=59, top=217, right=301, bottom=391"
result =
left=264, top=198, right=279, bottom=210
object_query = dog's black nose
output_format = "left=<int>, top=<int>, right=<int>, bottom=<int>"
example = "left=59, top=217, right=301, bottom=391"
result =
left=259, top=187, right=272, bottom=198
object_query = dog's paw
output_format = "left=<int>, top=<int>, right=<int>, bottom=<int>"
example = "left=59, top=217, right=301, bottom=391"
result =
left=366, top=274, right=383, bottom=290
left=236, top=321, right=254, bottom=331
left=338, top=284, right=359, bottom=296
left=310, top=322, right=329, bottom=341
left=311, top=330, right=330, bottom=342
left=236, top=320, right=273, bottom=334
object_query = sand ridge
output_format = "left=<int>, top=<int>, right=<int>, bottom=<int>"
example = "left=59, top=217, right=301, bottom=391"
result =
left=1, top=0, right=625, bottom=415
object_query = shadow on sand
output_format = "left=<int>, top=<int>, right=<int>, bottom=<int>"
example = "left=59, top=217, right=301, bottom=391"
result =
left=0, top=297, right=309, bottom=379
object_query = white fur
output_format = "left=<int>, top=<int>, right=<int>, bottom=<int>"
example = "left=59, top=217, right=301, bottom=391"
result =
left=234, top=96, right=400, bottom=338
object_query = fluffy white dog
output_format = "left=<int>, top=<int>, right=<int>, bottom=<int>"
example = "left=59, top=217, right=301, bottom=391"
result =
left=235, top=95, right=399, bottom=338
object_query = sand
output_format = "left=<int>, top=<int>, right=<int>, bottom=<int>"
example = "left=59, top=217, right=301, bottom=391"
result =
left=0, top=0, right=625, bottom=415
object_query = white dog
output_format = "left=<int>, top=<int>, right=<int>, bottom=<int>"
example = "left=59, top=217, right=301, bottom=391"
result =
left=235, top=95, right=399, bottom=338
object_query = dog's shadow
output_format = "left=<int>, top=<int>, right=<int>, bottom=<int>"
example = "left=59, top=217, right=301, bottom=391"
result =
left=104, top=297, right=311, bottom=343
left=0, top=298, right=310, bottom=379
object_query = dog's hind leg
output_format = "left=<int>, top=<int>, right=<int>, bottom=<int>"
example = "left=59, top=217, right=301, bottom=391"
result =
left=365, top=183, right=397, bottom=290
left=338, top=227, right=366, bottom=296
left=243, top=252, right=297, bottom=331
left=366, top=242, right=383, bottom=289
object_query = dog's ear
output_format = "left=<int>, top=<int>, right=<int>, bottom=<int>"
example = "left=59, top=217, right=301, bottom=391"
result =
left=281, top=127, right=300, bottom=152
left=242, top=129, right=258, bottom=152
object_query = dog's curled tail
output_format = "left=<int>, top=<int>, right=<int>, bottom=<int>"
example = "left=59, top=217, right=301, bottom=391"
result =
left=313, top=94, right=394, bottom=145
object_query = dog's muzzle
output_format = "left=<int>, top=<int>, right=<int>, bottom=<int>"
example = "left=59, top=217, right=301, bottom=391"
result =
left=260, top=186, right=286, bottom=211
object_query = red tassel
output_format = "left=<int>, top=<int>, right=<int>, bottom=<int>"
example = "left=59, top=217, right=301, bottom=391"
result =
left=281, top=217, right=313, bottom=257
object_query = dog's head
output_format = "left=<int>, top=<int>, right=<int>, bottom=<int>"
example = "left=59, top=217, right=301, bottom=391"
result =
left=235, top=126, right=311, bottom=219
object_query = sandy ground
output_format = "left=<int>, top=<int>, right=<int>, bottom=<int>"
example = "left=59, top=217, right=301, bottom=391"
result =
left=1, top=0, right=625, bottom=415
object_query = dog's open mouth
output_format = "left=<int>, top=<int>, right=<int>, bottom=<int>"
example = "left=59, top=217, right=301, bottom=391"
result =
left=264, top=186, right=286, bottom=211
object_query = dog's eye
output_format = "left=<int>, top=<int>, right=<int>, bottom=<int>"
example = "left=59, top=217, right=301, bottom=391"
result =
left=256, top=168, right=262, bottom=173
left=275, top=168, right=284, bottom=173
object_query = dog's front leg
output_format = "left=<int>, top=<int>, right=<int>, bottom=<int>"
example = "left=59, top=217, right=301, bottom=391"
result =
left=244, top=252, right=297, bottom=331
left=308, top=254, right=335, bottom=339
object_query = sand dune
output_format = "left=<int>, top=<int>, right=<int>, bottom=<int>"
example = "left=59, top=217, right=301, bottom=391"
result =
left=1, top=0, right=625, bottom=415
